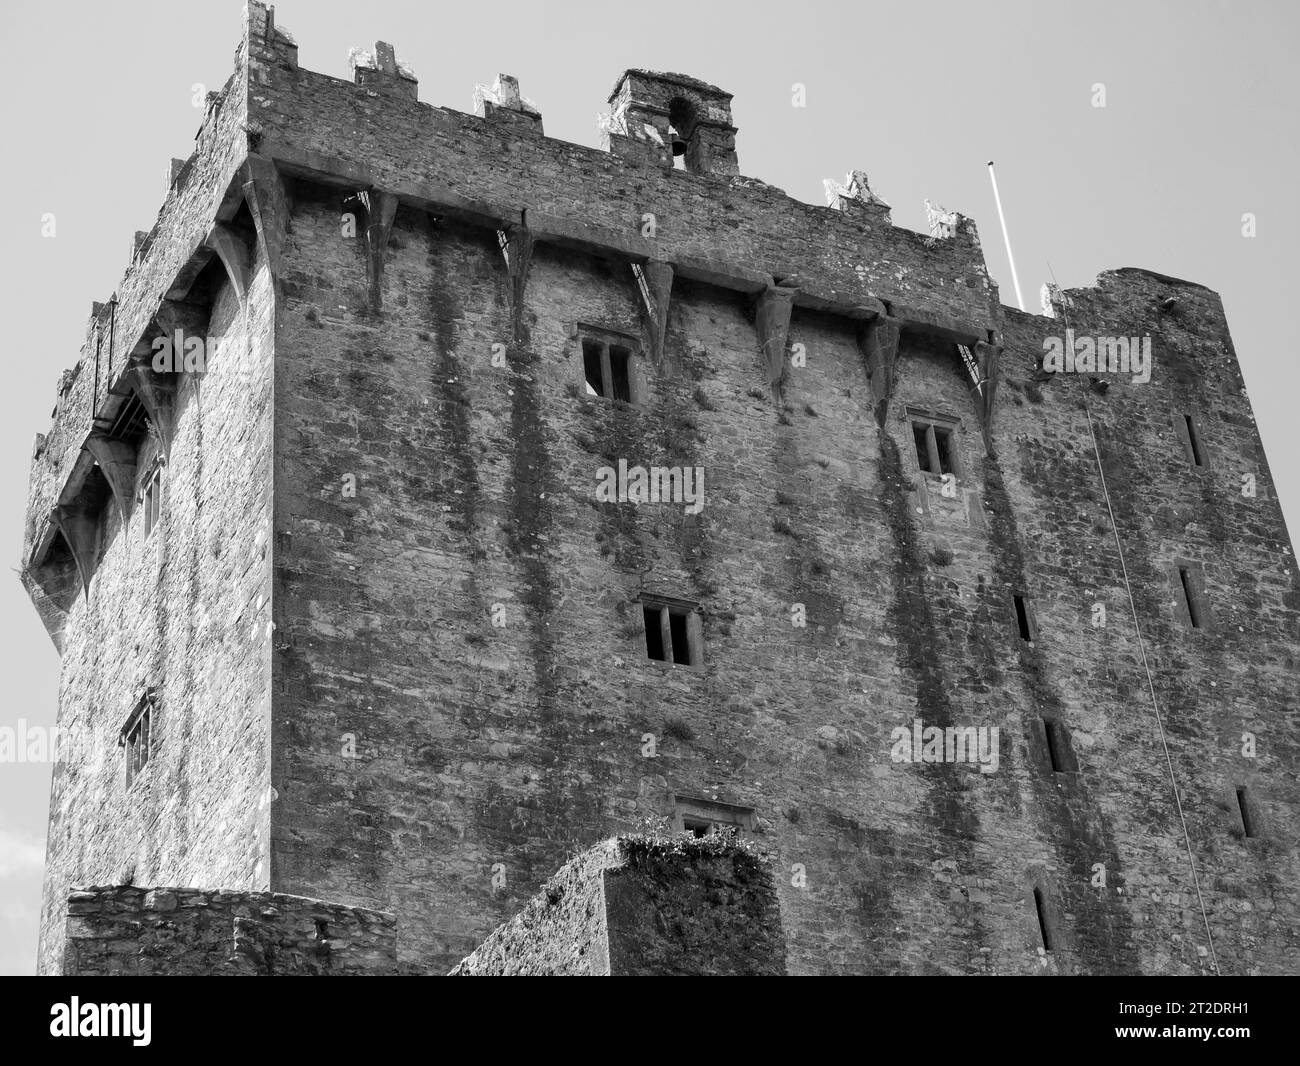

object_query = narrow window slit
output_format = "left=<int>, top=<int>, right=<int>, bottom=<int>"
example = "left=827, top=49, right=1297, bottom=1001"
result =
left=1013, top=595, right=1032, bottom=641
left=1033, top=887, right=1054, bottom=951
left=1236, top=787, right=1256, bottom=838
left=1179, top=567, right=1202, bottom=628
left=1039, top=718, right=1077, bottom=774
left=1045, top=721, right=1063, bottom=772
left=1184, top=415, right=1204, bottom=466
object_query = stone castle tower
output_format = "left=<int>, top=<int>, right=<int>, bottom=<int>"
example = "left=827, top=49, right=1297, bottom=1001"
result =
left=21, top=1, right=1298, bottom=975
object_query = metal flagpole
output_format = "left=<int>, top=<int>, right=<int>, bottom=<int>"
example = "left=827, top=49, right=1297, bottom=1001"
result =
left=987, top=161, right=1024, bottom=312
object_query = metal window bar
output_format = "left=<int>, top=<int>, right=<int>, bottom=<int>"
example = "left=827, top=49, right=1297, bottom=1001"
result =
left=631, top=264, right=654, bottom=317
left=956, top=343, right=985, bottom=396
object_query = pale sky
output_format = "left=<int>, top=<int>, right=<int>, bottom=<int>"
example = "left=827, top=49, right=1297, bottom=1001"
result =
left=0, top=0, right=1295, bottom=974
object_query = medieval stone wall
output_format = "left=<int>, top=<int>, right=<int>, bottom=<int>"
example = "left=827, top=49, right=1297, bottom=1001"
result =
left=63, top=885, right=396, bottom=976
left=34, top=256, right=276, bottom=975
left=450, top=836, right=786, bottom=976
left=23, top=2, right=1298, bottom=976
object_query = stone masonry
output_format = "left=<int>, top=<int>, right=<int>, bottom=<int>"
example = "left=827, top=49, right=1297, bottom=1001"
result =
left=450, top=835, right=786, bottom=976
left=21, top=2, right=1299, bottom=975
left=63, top=886, right=399, bottom=976
left=59, top=835, right=783, bottom=977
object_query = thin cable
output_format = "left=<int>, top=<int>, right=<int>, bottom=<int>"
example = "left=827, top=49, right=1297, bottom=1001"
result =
left=1047, top=265, right=1220, bottom=974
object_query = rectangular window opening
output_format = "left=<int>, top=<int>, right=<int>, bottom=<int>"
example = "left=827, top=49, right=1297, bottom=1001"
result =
left=1013, top=595, right=1032, bottom=641
left=579, top=331, right=640, bottom=404
left=1184, top=414, right=1204, bottom=467
left=1179, top=567, right=1202, bottom=628
left=683, top=817, right=710, bottom=839
left=122, top=695, right=153, bottom=789
left=909, top=414, right=958, bottom=476
left=1033, top=887, right=1054, bottom=951
left=641, top=599, right=700, bottom=667
left=1236, top=787, right=1256, bottom=838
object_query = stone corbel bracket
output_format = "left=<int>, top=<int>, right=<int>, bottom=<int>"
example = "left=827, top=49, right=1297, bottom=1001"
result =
left=150, top=297, right=211, bottom=359
left=51, top=503, right=100, bottom=600
left=756, top=277, right=799, bottom=401
left=365, top=189, right=399, bottom=312
left=858, top=316, right=902, bottom=428
left=880, top=302, right=1000, bottom=454
left=637, top=259, right=674, bottom=362
left=503, top=211, right=534, bottom=345
left=112, top=298, right=206, bottom=462
left=20, top=564, right=69, bottom=654
left=973, top=336, right=1001, bottom=455
left=241, top=154, right=289, bottom=288
left=122, top=361, right=178, bottom=460
left=83, top=433, right=138, bottom=527
left=204, top=223, right=252, bottom=309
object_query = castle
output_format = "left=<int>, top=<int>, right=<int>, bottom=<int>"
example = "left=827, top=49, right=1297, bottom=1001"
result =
left=21, top=1, right=1298, bottom=975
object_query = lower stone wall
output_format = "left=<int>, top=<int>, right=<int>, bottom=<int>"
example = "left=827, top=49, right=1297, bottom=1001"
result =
left=604, top=836, right=787, bottom=976
left=450, top=834, right=787, bottom=976
left=62, top=835, right=786, bottom=976
left=63, top=886, right=399, bottom=976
